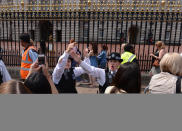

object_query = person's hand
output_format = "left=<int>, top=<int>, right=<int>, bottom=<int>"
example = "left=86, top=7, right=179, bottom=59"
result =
left=84, top=48, right=89, bottom=58
left=41, top=64, right=51, bottom=79
left=70, top=51, right=82, bottom=64
left=150, top=53, right=154, bottom=57
left=26, top=59, right=41, bottom=79
left=89, top=50, right=93, bottom=56
left=29, top=60, right=41, bottom=73
left=65, top=42, right=76, bottom=53
left=41, top=57, right=50, bottom=78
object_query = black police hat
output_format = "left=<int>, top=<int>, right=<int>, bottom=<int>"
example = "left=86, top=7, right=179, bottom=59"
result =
left=107, top=52, right=123, bottom=62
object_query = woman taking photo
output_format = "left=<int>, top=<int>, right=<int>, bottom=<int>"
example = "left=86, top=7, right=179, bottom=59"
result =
left=149, top=41, right=165, bottom=76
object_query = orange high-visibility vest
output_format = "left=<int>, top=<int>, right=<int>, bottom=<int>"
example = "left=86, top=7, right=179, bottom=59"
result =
left=20, top=46, right=37, bottom=79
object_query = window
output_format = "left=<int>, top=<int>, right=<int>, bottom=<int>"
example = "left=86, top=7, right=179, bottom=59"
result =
left=166, top=31, right=171, bottom=40
left=99, top=28, right=104, bottom=38
left=83, top=23, right=88, bottom=38
left=56, top=30, right=62, bottom=42
left=29, top=30, right=35, bottom=41
left=116, top=28, right=121, bottom=39
left=180, top=30, right=182, bottom=40
left=167, top=22, right=172, bottom=27
left=100, top=21, right=104, bottom=26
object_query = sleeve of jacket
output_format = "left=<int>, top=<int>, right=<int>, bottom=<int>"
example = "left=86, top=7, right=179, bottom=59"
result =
left=28, top=49, right=38, bottom=62
left=52, top=52, right=69, bottom=85
left=97, top=51, right=104, bottom=61
left=74, top=60, right=106, bottom=86
left=73, top=57, right=91, bottom=77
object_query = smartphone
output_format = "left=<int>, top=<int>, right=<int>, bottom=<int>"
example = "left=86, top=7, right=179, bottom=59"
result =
left=38, top=54, right=45, bottom=65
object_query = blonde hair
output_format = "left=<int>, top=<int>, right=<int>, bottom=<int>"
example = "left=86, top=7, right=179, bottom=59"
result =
left=155, top=41, right=165, bottom=49
left=160, top=53, right=182, bottom=76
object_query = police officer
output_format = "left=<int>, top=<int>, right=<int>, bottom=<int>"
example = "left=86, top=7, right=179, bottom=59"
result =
left=121, top=44, right=138, bottom=64
left=70, top=51, right=123, bottom=93
left=52, top=42, right=91, bottom=93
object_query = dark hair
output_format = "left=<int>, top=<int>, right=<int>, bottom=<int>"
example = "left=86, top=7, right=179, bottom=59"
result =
left=68, top=56, right=73, bottom=62
left=111, top=62, right=141, bottom=93
left=24, top=72, right=52, bottom=94
left=102, top=45, right=108, bottom=51
left=19, top=33, right=30, bottom=43
left=124, top=44, right=134, bottom=53
left=0, top=80, right=31, bottom=94
left=91, top=43, right=98, bottom=55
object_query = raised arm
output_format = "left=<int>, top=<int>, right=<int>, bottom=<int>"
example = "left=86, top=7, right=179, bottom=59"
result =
left=52, top=43, right=76, bottom=85
left=150, top=49, right=165, bottom=60
left=70, top=51, right=106, bottom=86
left=52, top=52, right=69, bottom=85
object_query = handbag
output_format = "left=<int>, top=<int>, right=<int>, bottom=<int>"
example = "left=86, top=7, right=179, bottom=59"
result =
left=153, top=59, right=160, bottom=67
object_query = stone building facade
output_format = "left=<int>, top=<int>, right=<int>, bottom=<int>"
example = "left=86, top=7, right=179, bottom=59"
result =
left=0, top=0, right=181, bottom=45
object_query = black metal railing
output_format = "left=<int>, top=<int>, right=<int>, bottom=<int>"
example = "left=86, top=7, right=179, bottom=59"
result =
left=0, top=10, right=182, bottom=71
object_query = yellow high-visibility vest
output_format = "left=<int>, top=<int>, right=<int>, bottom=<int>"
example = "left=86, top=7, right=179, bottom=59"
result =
left=121, top=52, right=136, bottom=64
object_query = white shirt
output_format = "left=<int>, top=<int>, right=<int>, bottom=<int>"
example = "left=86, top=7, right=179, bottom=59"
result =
left=0, top=60, right=11, bottom=82
left=52, top=52, right=113, bottom=86
left=52, top=52, right=98, bottom=85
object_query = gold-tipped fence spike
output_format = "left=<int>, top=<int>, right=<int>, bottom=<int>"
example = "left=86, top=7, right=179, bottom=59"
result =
left=0, top=0, right=182, bottom=12
left=21, top=0, right=24, bottom=10
left=161, top=0, right=166, bottom=7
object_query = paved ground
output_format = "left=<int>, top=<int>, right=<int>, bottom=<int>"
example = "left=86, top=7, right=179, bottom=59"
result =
left=75, top=81, right=146, bottom=94
left=76, top=82, right=99, bottom=94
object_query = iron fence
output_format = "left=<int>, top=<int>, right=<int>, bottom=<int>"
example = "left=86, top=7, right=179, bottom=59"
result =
left=0, top=1, right=182, bottom=71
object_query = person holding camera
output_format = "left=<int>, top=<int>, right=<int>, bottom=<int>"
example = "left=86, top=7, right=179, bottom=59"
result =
left=19, top=33, right=38, bottom=80
left=24, top=58, right=58, bottom=94
left=52, top=42, right=91, bottom=93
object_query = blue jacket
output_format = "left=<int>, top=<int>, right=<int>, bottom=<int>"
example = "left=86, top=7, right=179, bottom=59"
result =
left=97, top=50, right=107, bottom=68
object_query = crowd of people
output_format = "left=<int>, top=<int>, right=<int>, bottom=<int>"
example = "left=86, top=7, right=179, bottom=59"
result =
left=0, top=33, right=181, bottom=94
